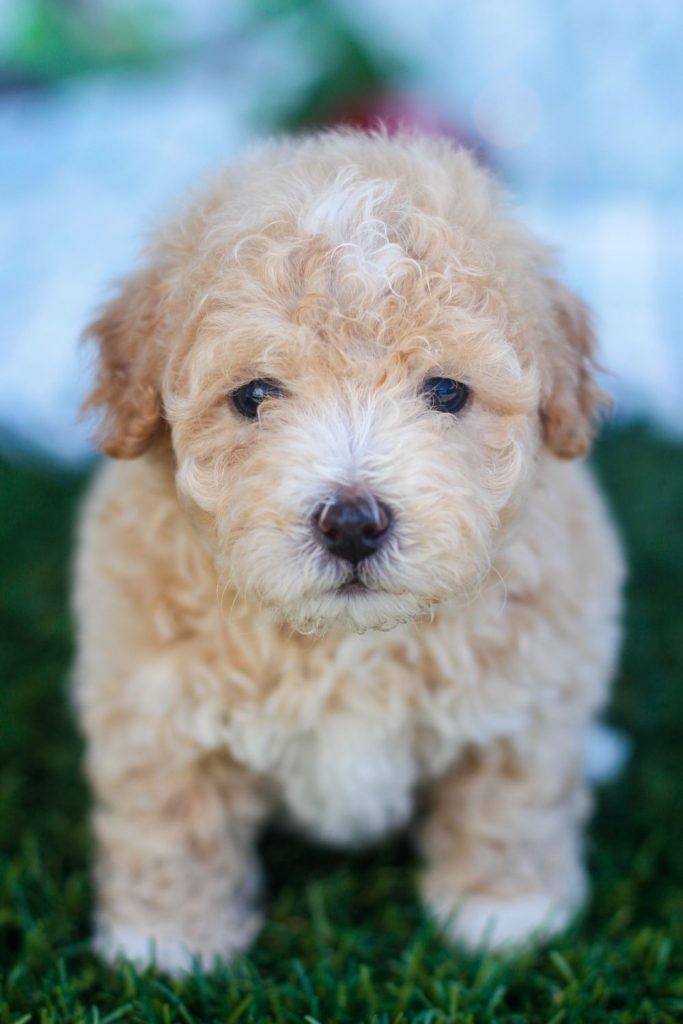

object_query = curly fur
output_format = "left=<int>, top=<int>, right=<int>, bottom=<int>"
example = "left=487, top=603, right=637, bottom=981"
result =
left=74, top=130, right=623, bottom=972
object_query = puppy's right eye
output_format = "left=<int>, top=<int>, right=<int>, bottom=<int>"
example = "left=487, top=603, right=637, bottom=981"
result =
left=421, top=377, right=471, bottom=415
left=231, top=379, right=283, bottom=419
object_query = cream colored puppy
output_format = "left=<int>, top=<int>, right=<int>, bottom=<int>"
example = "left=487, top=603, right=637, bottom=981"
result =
left=74, top=130, right=623, bottom=973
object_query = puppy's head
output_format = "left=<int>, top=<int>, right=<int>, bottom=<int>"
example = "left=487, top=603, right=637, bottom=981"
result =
left=84, top=131, right=606, bottom=633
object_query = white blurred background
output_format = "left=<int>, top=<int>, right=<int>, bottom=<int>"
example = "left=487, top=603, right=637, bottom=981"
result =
left=1, top=0, right=682, bottom=462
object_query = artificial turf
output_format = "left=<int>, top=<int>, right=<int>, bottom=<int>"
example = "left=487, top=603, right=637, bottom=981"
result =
left=0, top=424, right=681, bottom=1023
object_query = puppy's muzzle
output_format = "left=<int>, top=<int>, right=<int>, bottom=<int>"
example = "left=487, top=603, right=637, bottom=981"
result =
left=312, top=489, right=392, bottom=565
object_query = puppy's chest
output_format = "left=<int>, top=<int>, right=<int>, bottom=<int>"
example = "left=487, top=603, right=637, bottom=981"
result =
left=213, top=632, right=524, bottom=847
left=222, top=666, right=440, bottom=846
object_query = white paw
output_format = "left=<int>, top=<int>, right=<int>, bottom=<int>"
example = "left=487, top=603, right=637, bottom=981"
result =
left=94, top=913, right=261, bottom=975
left=94, top=926, right=198, bottom=974
left=446, top=892, right=576, bottom=951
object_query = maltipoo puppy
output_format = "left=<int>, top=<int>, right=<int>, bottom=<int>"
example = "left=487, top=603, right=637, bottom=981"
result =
left=74, top=130, right=623, bottom=973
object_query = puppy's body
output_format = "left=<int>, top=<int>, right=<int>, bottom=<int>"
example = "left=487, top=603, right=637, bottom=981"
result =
left=74, top=131, right=623, bottom=972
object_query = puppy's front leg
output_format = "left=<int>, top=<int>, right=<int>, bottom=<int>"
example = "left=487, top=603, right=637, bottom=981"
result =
left=420, top=725, right=590, bottom=951
left=88, top=712, right=264, bottom=974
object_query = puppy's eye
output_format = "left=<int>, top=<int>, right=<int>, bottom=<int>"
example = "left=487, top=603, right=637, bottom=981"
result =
left=421, top=377, right=471, bottom=414
left=231, top=379, right=283, bottom=419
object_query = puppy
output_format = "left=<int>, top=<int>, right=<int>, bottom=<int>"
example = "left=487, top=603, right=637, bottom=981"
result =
left=74, top=130, right=624, bottom=973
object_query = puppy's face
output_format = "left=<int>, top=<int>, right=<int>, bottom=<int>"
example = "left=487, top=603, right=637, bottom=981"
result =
left=167, top=274, right=539, bottom=634
left=85, top=133, right=604, bottom=633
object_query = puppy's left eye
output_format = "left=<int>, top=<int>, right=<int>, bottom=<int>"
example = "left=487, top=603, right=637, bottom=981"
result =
left=421, top=377, right=471, bottom=414
left=231, top=379, right=283, bottom=419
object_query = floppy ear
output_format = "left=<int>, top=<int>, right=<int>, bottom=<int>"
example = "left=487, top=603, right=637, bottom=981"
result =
left=540, top=280, right=608, bottom=459
left=82, top=266, right=167, bottom=459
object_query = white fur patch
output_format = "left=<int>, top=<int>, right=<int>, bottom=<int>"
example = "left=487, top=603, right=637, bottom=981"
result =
left=94, top=925, right=201, bottom=975
left=224, top=707, right=417, bottom=845
left=300, top=170, right=391, bottom=242
left=94, top=915, right=259, bottom=975
left=440, top=892, right=577, bottom=951
left=299, top=170, right=411, bottom=285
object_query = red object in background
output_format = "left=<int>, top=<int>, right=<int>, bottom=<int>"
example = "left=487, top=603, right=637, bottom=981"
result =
left=328, top=92, right=492, bottom=168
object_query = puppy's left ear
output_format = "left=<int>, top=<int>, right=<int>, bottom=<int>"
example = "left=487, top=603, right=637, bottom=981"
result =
left=540, top=280, right=608, bottom=459
left=82, top=265, right=168, bottom=459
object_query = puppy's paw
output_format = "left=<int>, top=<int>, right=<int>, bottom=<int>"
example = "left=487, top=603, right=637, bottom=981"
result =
left=423, top=874, right=586, bottom=952
left=94, top=911, right=261, bottom=975
left=94, top=926, right=199, bottom=975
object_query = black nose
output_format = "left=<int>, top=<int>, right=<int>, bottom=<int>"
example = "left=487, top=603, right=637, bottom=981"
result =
left=312, top=491, right=392, bottom=565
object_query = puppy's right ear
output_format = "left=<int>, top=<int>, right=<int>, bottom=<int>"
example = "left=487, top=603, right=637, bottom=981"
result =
left=540, top=280, right=608, bottom=459
left=82, top=266, right=167, bottom=459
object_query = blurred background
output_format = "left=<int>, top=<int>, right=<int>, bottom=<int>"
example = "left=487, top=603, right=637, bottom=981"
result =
left=1, top=0, right=682, bottom=460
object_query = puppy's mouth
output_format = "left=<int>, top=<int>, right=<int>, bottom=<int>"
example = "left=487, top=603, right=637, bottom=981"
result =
left=337, top=570, right=369, bottom=595
left=333, top=569, right=411, bottom=598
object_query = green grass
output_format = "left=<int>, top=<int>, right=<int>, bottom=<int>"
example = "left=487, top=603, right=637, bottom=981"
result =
left=1, top=424, right=682, bottom=1023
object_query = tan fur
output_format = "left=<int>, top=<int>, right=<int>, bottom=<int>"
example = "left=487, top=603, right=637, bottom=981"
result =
left=74, top=130, right=624, bottom=972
